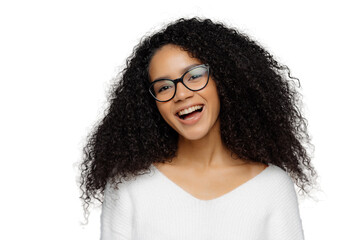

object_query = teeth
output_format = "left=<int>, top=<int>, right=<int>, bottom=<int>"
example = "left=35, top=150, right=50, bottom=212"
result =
left=178, top=105, right=203, bottom=116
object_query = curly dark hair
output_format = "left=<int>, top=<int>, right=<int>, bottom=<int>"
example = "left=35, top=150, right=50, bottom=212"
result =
left=80, top=17, right=317, bottom=220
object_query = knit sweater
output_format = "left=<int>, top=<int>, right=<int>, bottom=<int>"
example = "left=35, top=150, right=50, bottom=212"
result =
left=100, top=163, right=304, bottom=240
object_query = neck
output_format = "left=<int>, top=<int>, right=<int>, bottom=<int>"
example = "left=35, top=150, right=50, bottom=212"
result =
left=173, top=119, right=245, bottom=170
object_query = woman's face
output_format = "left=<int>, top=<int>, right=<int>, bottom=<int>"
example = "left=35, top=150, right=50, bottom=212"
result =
left=148, top=44, right=220, bottom=141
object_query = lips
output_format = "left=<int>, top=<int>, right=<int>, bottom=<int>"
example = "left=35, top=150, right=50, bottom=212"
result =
left=175, top=104, right=205, bottom=125
left=175, top=104, right=204, bottom=117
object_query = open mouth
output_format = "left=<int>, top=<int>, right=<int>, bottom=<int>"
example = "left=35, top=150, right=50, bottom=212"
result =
left=176, top=104, right=204, bottom=120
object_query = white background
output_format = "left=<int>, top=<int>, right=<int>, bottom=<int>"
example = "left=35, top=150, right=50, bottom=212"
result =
left=0, top=0, right=359, bottom=239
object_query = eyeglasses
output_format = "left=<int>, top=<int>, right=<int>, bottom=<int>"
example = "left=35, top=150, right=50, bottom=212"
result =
left=149, top=64, right=210, bottom=102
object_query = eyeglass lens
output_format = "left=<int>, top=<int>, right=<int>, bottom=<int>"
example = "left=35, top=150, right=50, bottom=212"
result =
left=150, top=66, right=209, bottom=102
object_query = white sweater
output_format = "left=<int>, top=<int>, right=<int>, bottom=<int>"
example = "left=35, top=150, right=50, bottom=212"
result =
left=100, top=163, right=304, bottom=240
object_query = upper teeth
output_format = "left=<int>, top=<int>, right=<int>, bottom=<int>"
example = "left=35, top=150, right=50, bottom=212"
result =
left=178, top=105, right=203, bottom=116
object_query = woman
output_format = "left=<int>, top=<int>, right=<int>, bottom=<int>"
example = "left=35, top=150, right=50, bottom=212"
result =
left=80, top=17, right=317, bottom=239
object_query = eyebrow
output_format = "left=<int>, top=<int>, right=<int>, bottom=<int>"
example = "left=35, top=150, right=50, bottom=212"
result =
left=152, top=63, right=201, bottom=82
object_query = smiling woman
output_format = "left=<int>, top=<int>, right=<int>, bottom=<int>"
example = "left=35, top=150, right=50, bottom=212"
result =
left=80, top=17, right=317, bottom=240
left=149, top=44, right=220, bottom=140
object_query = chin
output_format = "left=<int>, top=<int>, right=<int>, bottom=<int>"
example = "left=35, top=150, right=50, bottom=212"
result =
left=178, top=129, right=210, bottom=141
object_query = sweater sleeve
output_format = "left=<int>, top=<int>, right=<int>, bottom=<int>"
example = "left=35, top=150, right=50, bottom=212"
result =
left=100, top=182, right=133, bottom=240
left=267, top=173, right=305, bottom=240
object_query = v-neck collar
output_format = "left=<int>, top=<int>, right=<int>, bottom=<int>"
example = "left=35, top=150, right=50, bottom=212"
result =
left=151, top=163, right=273, bottom=203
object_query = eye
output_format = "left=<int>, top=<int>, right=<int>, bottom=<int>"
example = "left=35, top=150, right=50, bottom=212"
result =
left=189, top=74, right=203, bottom=80
left=153, top=80, right=174, bottom=94
left=158, top=85, right=172, bottom=93
left=187, top=67, right=206, bottom=82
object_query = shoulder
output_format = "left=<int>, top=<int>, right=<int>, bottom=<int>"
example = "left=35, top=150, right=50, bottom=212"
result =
left=251, top=163, right=298, bottom=199
left=104, top=166, right=159, bottom=199
left=101, top=172, right=154, bottom=225
left=263, top=164, right=300, bottom=205
left=266, top=164, right=295, bottom=185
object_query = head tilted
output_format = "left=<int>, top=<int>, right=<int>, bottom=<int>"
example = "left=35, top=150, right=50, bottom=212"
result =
left=80, top=18, right=317, bottom=218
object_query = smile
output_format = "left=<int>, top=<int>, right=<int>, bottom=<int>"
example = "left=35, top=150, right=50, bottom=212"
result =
left=175, top=104, right=204, bottom=124
left=177, top=105, right=203, bottom=119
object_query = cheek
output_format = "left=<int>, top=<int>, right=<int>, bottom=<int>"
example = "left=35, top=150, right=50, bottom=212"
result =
left=210, top=94, right=221, bottom=120
left=207, top=80, right=221, bottom=108
left=156, top=103, right=164, bottom=116
left=156, top=103, right=172, bottom=123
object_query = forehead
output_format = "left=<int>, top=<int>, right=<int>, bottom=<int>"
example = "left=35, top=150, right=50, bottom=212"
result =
left=149, top=44, right=202, bottom=81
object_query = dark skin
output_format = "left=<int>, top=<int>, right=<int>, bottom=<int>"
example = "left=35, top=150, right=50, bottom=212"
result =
left=149, top=44, right=268, bottom=201
left=81, top=19, right=316, bottom=215
left=153, top=161, right=268, bottom=201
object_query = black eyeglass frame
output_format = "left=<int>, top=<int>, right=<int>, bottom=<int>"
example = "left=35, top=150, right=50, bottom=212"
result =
left=149, top=64, right=210, bottom=102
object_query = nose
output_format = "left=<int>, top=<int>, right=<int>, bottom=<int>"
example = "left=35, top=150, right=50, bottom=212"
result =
left=173, top=81, right=194, bottom=102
